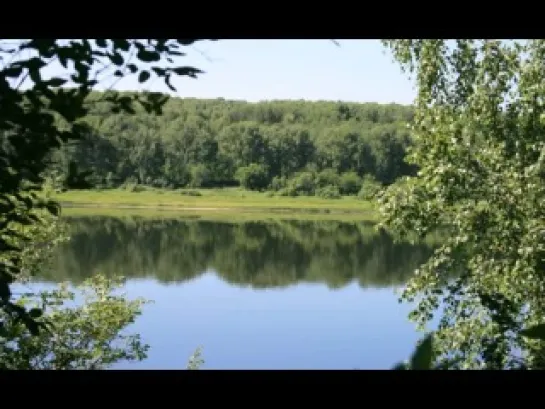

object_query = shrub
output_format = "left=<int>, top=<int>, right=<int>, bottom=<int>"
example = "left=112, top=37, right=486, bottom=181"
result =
left=122, top=182, right=147, bottom=192
left=315, top=185, right=341, bottom=199
left=315, top=169, right=340, bottom=189
left=235, top=163, right=270, bottom=191
left=286, top=171, right=316, bottom=196
left=357, top=175, right=383, bottom=200
left=179, top=189, right=202, bottom=197
left=0, top=275, right=150, bottom=370
left=270, top=176, right=287, bottom=191
left=189, top=164, right=212, bottom=188
left=277, top=187, right=298, bottom=197
left=339, top=172, right=362, bottom=195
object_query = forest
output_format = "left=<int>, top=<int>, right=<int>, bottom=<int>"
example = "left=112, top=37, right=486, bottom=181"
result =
left=6, top=39, right=545, bottom=370
left=47, top=92, right=416, bottom=198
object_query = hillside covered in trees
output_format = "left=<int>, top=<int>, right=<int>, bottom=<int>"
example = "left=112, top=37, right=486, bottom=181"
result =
left=48, top=92, right=416, bottom=198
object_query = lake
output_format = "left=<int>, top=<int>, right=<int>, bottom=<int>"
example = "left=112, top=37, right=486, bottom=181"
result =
left=35, top=215, right=436, bottom=369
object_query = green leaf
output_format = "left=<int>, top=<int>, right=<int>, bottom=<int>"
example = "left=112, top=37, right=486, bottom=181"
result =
left=44, top=201, right=60, bottom=217
left=25, top=319, right=40, bottom=336
left=109, top=52, right=124, bottom=66
left=138, top=71, right=150, bottom=83
left=47, top=77, right=67, bottom=87
left=520, top=324, right=545, bottom=340
left=172, top=66, right=203, bottom=78
left=137, top=50, right=160, bottom=63
left=2, top=66, right=23, bottom=78
left=176, top=39, right=197, bottom=46
left=392, top=362, right=407, bottom=370
left=0, top=281, right=11, bottom=301
left=29, top=308, right=43, bottom=319
left=410, top=334, right=433, bottom=369
left=96, top=39, right=107, bottom=48
left=113, top=39, right=130, bottom=51
left=151, top=67, right=166, bottom=76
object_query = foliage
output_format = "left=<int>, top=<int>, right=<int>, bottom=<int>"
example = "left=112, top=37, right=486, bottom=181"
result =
left=0, top=39, right=210, bottom=331
left=54, top=188, right=376, bottom=214
left=315, top=168, right=340, bottom=188
left=189, top=164, right=212, bottom=188
left=235, top=163, right=270, bottom=191
left=338, top=171, right=362, bottom=195
left=315, top=185, right=341, bottom=199
left=179, top=189, right=202, bottom=197
left=392, top=333, right=434, bottom=370
left=285, top=171, right=316, bottom=196
left=379, top=39, right=545, bottom=369
left=45, top=94, right=416, bottom=191
left=186, top=346, right=205, bottom=369
left=0, top=199, right=151, bottom=370
left=270, top=176, right=287, bottom=191
left=0, top=275, right=150, bottom=369
left=357, top=175, right=383, bottom=201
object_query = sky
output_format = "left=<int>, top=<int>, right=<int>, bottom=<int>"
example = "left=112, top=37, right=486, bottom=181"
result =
left=99, top=40, right=417, bottom=105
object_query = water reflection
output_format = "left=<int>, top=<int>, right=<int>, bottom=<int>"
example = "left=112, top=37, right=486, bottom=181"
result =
left=45, top=216, right=436, bottom=289
left=38, top=216, right=440, bottom=369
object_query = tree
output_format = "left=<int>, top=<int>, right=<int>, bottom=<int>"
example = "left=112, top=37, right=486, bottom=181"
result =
left=0, top=275, right=150, bottom=369
left=235, top=163, right=270, bottom=191
left=379, top=40, right=545, bottom=369
left=0, top=39, right=210, bottom=334
left=0, top=179, right=151, bottom=369
left=338, top=171, right=362, bottom=195
left=41, top=96, right=414, bottom=191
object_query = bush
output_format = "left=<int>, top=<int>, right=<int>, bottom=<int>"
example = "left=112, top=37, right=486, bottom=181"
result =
left=189, top=164, right=212, bottom=188
left=339, top=172, right=362, bottom=195
left=0, top=275, right=150, bottom=370
left=357, top=175, right=383, bottom=200
left=315, top=169, right=340, bottom=188
left=315, top=185, right=341, bottom=199
left=122, top=183, right=147, bottom=192
left=235, top=163, right=270, bottom=191
left=187, top=346, right=205, bottom=370
left=277, top=187, right=298, bottom=197
left=1, top=201, right=151, bottom=370
left=286, top=171, right=316, bottom=196
left=270, top=176, right=287, bottom=191
left=179, top=189, right=202, bottom=197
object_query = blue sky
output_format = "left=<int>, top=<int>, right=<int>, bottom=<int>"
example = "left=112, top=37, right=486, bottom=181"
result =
left=104, top=40, right=416, bottom=104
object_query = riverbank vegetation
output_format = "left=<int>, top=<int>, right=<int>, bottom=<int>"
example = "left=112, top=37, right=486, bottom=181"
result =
left=45, top=95, right=415, bottom=198
left=5, top=38, right=545, bottom=370
left=0, top=39, right=210, bottom=369
left=380, top=39, right=545, bottom=369
left=0, top=183, right=151, bottom=369
left=54, top=187, right=377, bottom=216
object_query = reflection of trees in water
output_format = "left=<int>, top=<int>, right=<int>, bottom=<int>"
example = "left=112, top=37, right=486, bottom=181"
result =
left=42, top=216, right=438, bottom=289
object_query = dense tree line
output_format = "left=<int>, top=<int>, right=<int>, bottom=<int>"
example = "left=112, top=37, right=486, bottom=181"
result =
left=47, top=92, right=416, bottom=197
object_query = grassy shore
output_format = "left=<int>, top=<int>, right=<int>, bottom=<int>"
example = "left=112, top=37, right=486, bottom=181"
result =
left=60, top=206, right=380, bottom=223
left=54, top=187, right=379, bottom=221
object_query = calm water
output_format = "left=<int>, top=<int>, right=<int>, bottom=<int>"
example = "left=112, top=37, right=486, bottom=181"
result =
left=36, top=216, right=436, bottom=369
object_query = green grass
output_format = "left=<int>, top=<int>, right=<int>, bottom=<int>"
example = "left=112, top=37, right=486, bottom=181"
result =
left=60, top=206, right=379, bottom=222
left=54, top=187, right=379, bottom=221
